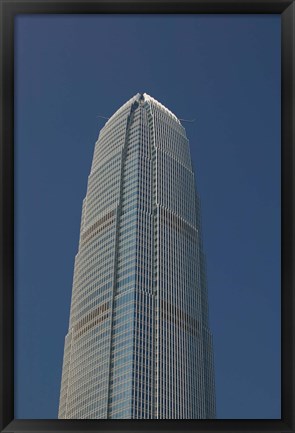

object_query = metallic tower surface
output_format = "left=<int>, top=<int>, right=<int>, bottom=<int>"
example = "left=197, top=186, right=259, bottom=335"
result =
left=59, top=93, right=216, bottom=419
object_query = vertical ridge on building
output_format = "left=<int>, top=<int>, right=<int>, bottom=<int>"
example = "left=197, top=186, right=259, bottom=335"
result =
left=59, top=93, right=216, bottom=419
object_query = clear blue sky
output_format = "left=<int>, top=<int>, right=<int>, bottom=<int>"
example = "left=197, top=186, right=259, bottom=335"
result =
left=14, top=14, right=281, bottom=419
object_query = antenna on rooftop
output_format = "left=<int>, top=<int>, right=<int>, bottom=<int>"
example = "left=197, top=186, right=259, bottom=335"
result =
left=97, top=115, right=110, bottom=120
left=179, top=118, right=196, bottom=123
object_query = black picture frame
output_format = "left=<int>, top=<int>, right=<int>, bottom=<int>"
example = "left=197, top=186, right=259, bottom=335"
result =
left=0, top=1, right=294, bottom=432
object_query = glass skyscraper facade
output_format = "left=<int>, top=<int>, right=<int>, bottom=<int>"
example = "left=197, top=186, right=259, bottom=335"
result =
left=59, top=93, right=216, bottom=419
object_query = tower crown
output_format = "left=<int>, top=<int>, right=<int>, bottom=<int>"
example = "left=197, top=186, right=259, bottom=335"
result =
left=103, top=93, right=181, bottom=129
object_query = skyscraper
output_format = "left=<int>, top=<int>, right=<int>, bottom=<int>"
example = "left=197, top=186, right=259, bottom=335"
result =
left=59, top=93, right=216, bottom=419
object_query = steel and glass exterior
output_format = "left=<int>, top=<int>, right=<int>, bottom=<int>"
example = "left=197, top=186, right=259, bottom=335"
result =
left=59, top=93, right=216, bottom=419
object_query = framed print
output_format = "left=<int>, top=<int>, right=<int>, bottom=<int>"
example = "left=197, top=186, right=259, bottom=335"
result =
left=1, top=1, right=294, bottom=433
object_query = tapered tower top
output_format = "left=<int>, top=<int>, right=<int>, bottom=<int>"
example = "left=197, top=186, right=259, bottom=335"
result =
left=104, top=92, right=181, bottom=128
